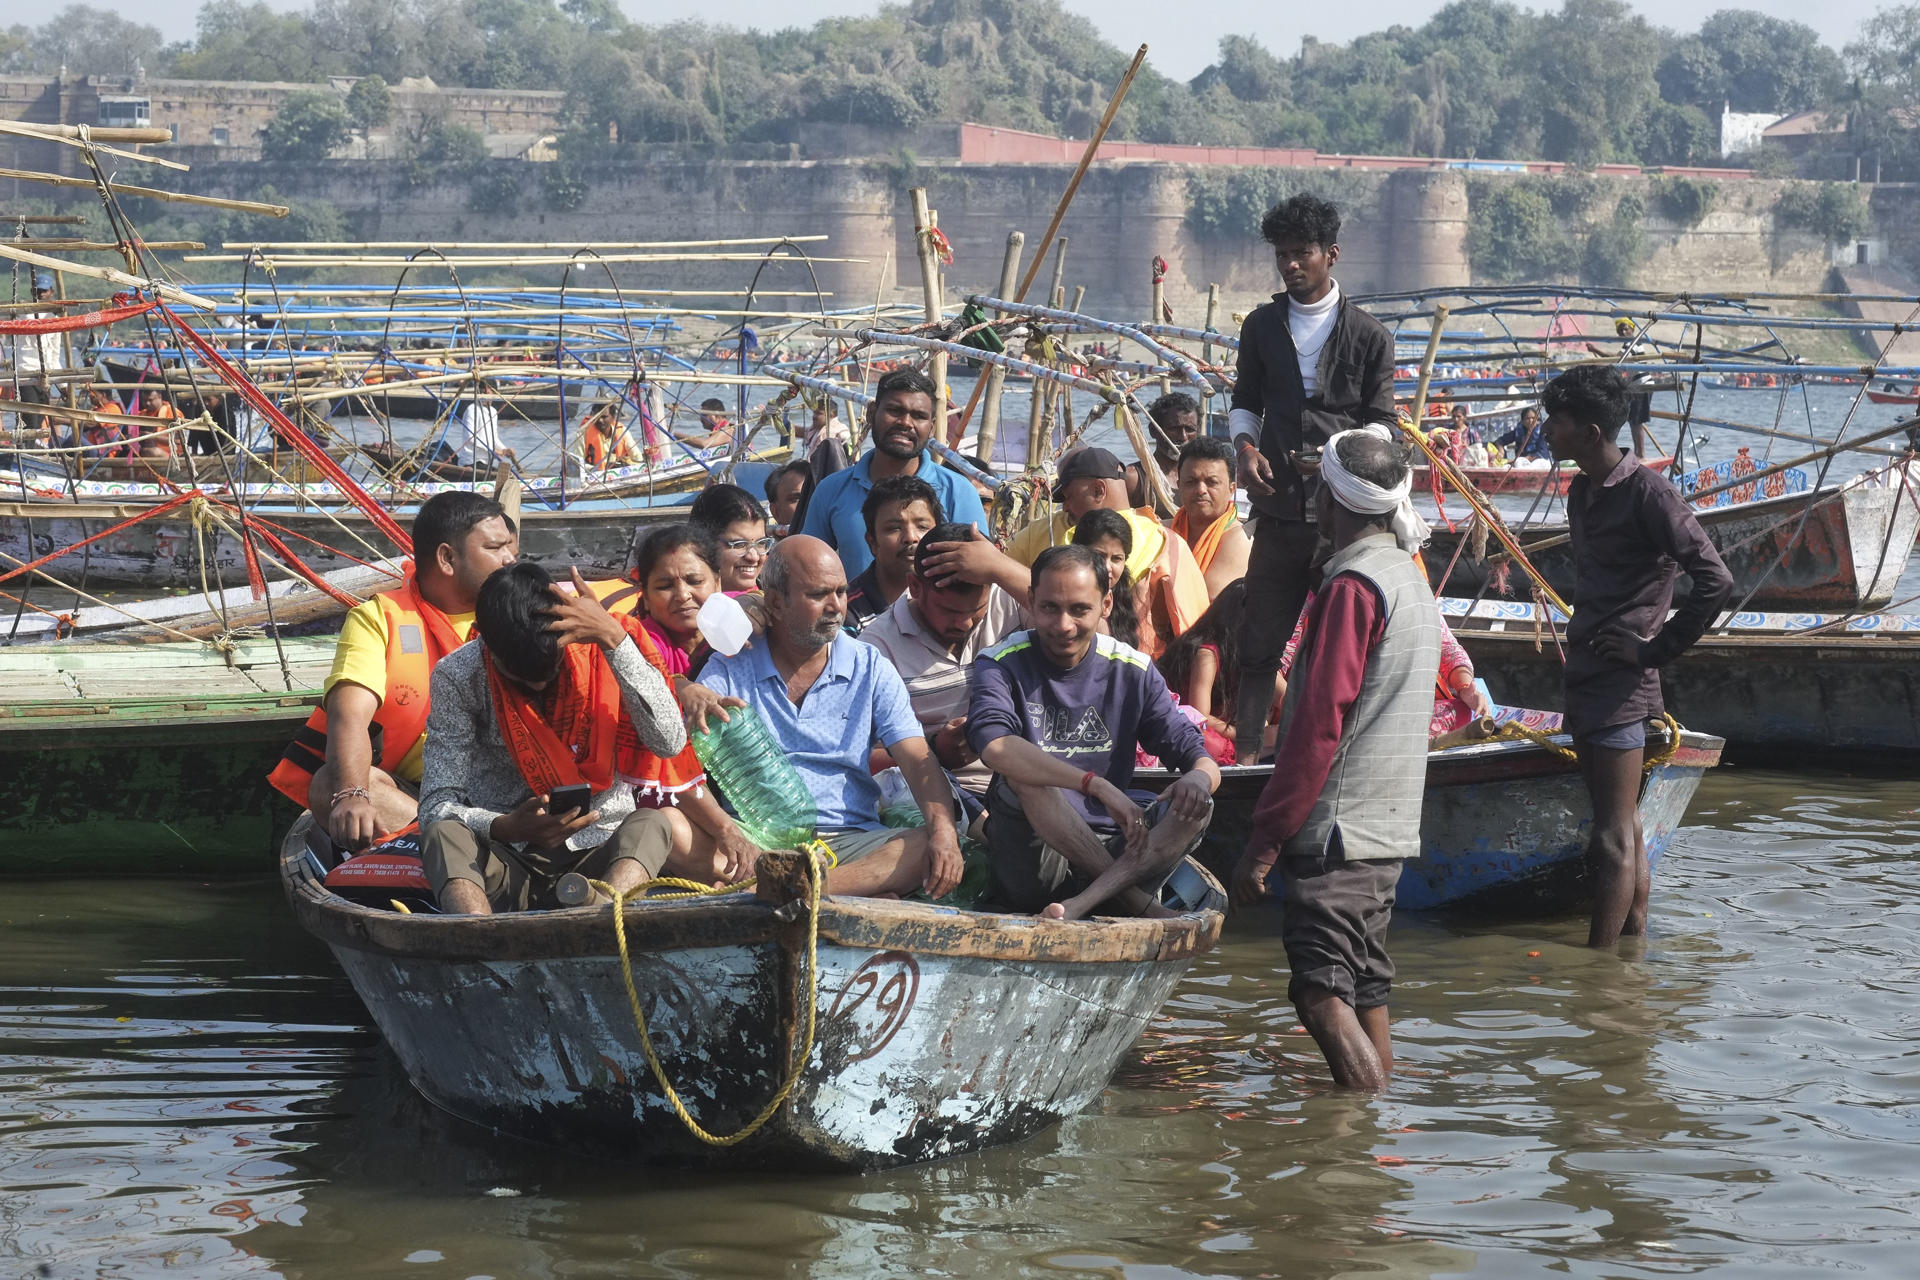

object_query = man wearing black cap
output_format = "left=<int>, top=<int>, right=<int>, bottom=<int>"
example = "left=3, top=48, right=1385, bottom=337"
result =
left=7, top=274, right=64, bottom=440
left=1004, top=447, right=1167, bottom=586
left=1228, top=194, right=1398, bottom=757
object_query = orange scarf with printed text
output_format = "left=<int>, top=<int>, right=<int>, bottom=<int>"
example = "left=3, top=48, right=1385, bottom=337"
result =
left=484, top=614, right=703, bottom=799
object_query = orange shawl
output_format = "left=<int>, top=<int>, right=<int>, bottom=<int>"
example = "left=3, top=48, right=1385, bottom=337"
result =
left=484, top=615, right=704, bottom=800
left=1170, top=506, right=1239, bottom=574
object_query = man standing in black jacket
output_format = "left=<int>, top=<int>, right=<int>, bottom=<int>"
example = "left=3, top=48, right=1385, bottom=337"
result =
left=1228, top=195, right=1400, bottom=755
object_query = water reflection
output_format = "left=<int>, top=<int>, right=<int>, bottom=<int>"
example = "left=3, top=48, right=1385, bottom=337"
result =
left=1, top=766, right=1917, bottom=1278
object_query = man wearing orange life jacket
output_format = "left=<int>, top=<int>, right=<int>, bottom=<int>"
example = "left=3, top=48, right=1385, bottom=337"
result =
left=268, top=492, right=518, bottom=852
left=580, top=399, right=640, bottom=471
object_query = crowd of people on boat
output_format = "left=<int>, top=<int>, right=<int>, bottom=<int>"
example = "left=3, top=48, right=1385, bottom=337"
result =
left=272, top=194, right=1734, bottom=1090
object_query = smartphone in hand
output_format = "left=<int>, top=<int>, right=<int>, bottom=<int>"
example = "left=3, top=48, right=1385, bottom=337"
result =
left=547, top=784, right=593, bottom=818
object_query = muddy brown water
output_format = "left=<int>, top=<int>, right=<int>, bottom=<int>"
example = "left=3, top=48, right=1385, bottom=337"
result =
left=3, top=766, right=1917, bottom=1278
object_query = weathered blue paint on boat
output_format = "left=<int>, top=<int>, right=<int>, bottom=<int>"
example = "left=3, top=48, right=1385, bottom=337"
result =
left=280, top=829, right=1227, bottom=1172
left=1140, top=728, right=1722, bottom=914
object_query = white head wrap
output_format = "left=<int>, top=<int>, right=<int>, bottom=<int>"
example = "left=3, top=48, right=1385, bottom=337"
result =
left=1320, top=428, right=1431, bottom=553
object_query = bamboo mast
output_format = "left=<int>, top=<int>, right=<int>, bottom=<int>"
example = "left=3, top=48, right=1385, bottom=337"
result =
left=953, top=42, right=1149, bottom=440
left=908, top=188, right=947, bottom=427
left=975, top=230, right=1024, bottom=464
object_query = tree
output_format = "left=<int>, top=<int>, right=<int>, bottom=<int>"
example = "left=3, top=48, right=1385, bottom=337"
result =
left=17, top=5, right=168, bottom=76
left=1697, top=11, right=1842, bottom=115
left=345, top=73, right=392, bottom=139
left=169, top=1, right=329, bottom=81
left=1846, top=5, right=1920, bottom=177
left=1530, top=0, right=1659, bottom=166
left=263, top=90, right=350, bottom=163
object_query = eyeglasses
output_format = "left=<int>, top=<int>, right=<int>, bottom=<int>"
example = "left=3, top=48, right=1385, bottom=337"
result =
left=720, top=536, right=778, bottom=554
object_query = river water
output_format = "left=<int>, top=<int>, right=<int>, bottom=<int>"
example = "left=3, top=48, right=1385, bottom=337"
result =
left=4, top=765, right=1916, bottom=1278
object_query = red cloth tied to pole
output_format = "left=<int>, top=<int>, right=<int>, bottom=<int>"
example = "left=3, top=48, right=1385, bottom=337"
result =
left=0, top=297, right=160, bottom=334
left=158, top=304, right=414, bottom=555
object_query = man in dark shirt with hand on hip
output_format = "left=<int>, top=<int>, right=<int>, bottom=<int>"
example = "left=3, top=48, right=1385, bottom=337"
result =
left=1541, top=365, right=1732, bottom=951
left=1228, top=194, right=1399, bottom=757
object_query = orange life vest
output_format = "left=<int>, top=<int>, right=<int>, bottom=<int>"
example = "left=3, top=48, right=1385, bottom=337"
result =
left=267, top=578, right=465, bottom=806
left=267, top=574, right=655, bottom=807
left=582, top=411, right=639, bottom=469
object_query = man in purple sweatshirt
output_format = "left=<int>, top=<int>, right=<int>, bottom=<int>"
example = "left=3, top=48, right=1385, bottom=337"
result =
left=968, top=545, right=1220, bottom=920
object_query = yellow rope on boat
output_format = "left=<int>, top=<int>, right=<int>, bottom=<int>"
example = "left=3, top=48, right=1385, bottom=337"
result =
left=586, top=839, right=833, bottom=1147
left=1481, top=712, right=1685, bottom=774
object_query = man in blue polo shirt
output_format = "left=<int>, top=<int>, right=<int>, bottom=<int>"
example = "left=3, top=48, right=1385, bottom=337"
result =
left=799, top=368, right=989, bottom=578
left=683, top=535, right=963, bottom=898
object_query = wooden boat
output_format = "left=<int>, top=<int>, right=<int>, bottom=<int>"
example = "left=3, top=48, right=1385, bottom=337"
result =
left=1141, top=722, right=1722, bottom=914
left=1865, top=387, right=1919, bottom=406
left=0, top=560, right=396, bottom=645
left=1449, top=609, right=1920, bottom=762
left=280, top=832, right=1226, bottom=1171
left=0, top=636, right=332, bottom=873
left=1426, top=462, right=1920, bottom=612
left=1413, top=456, right=1673, bottom=498
left=0, top=494, right=688, bottom=590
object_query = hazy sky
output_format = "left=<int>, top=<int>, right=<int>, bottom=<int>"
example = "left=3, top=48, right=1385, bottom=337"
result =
left=128, top=0, right=1888, bottom=83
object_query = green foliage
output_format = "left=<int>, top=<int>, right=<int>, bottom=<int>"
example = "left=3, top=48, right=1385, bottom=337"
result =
left=263, top=90, right=350, bottom=164
left=1774, top=182, right=1870, bottom=245
left=1184, top=168, right=1384, bottom=239
left=540, top=161, right=589, bottom=211
left=1583, top=194, right=1645, bottom=286
left=468, top=173, right=520, bottom=218
left=0, top=0, right=1901, bottom=177
left=1650, top=175, right=1718, bottom=226
left=345, top=74, right=392, bottom=137
left=1467, top=182, right=1576, bottom=283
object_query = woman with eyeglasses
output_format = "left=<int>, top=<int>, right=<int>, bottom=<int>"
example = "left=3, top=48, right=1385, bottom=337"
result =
left=688, top=483, right=775, bottom=593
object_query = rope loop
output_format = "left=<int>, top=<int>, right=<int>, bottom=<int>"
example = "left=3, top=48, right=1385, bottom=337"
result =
left=587, top=840, right=833, bottom=1147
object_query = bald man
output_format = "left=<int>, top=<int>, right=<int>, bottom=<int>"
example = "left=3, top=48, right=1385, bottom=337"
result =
left=680, top=536, right=964, bottom=898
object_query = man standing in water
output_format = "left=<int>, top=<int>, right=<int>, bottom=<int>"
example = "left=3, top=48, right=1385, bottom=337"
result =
left=1233, top=431, right=1440, bottom=1091
left=1540, top=365, right=1731, bottom=949
left=1227, top=195, right=1398, bottom=758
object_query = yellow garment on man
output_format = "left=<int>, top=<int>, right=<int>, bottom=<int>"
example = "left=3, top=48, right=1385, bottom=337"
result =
left=326, top=597, right=476, bottom=783
left=1004, top=506, right=1164, bottom=582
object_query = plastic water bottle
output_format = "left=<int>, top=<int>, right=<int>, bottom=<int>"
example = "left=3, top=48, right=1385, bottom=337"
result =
left=876, top=766, right=924, bottom=828
left=691, top=703, right=817, bottom=851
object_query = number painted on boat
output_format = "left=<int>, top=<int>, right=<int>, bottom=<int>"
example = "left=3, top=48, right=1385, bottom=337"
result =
left=828, top=950, right=919, bottom=1062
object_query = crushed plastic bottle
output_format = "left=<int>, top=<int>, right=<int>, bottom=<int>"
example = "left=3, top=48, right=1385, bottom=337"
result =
left=876, top=766, right=925, bottom=828
left=690, top=703, right=816, bottom=851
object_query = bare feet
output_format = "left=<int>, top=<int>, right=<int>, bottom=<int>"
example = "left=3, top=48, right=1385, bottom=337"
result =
left=1041, top=902, right=1067, bottom=920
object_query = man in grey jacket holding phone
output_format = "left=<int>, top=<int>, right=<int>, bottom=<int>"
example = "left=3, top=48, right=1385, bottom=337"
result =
left=1227, top=194, right=1401, bottom=758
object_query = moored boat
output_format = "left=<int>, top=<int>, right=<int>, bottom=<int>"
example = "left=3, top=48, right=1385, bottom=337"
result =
left=0, top=636, right=332, bottom=872
left=1425, top=459, right=1919, bottom=612
left=1142, top=722, right=1723, bottom=914
left=1447, top=603, right=1920, bottom=761
left=280, top=831, right=1226, bottom=1171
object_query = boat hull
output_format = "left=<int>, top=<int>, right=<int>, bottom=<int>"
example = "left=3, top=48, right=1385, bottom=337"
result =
left=1427, top=470, right=1919, bottom=612
left=285, top=840, right=1226, bottom=1171
left=1454, top=625, right=1920, bottom=760
left=1141, top=730, right=1721, bottom=914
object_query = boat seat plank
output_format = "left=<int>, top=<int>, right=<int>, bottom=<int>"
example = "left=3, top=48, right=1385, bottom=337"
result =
left=6, top=672, right=83, bottom=701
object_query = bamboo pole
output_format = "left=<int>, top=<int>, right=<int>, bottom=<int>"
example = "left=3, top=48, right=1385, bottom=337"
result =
left=976, top=230, right=1025, bottom=464
left=0, top=166, right=288, bottom=216
left=1203, top=283, right=1220, bottom=366
left=0, top=121, right=190, bottom=171
left=221, top=236, right=832, bottom=251
left=2, top=239, right=203, bottom=251
left=1025, top=376, right=1050, bottom=472
left=184, top=252, right=858, bottom=267
left=1408, top=304, right=1451, bottom=422
left=0, top=124, right=173, bottom=144
left=1149, top=263, right=1171, bottom=397
left=0, top=242, right=215, bottom=309
left=1116, top=401, right=1176, bottom=518
left=908, top=188, right=947, bottom=427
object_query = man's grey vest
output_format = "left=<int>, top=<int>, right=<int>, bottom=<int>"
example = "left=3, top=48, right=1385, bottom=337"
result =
left=1277, top=530, right=1442, bottom=862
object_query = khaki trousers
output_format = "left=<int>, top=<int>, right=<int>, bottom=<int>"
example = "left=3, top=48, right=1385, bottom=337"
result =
left=423, top=810, right=674, bottom=912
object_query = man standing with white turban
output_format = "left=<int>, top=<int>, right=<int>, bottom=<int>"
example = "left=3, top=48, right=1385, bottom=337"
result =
left=1227, top=195, right=1400, bottom=758
left=1231, top=430, right=1441, bottom=1092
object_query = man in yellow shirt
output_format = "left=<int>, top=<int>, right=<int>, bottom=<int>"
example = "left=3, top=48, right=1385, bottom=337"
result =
left=1003, top=447, right=1210, bottom=638
left=270, top=491, right=518, bottom=851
